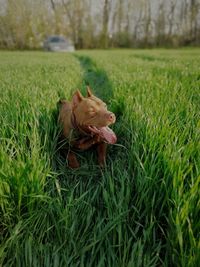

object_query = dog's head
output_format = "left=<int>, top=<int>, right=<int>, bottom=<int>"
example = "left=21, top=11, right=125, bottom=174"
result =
left=72, top=87, right=117, bottom=144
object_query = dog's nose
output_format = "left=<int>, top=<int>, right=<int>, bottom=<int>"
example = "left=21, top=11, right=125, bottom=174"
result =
left=107, top=112, right=116, bottom=123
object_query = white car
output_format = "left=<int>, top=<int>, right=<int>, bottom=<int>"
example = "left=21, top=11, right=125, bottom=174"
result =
left=43, top=36, right=75, bottom=52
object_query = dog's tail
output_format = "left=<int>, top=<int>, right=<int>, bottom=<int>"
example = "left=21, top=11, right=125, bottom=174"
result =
left=57, top=99, right=67, bottom=109
left=57, top=89, right=67, bottom=108
left=57, top=99, right=67, bottom=104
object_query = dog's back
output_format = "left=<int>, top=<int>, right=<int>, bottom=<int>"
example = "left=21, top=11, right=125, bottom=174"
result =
left=58, top=99, right=72, bottom=138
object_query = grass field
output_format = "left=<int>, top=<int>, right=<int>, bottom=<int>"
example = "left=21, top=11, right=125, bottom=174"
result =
left=0, top=49, right=200, bottom=267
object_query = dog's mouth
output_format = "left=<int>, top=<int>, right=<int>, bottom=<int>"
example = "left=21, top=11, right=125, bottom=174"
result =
left=72, top=112, right=117, bottom=144
left=87, top=125, right=117, bottom=144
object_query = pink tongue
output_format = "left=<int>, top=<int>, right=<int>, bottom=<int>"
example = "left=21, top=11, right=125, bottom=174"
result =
left=100, top=127, right=117, bottom=144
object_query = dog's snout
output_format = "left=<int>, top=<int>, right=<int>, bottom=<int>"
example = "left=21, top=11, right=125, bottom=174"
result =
left=109, top=113, right=115, bottom=121
left=107, top=112, right=116, bottom=123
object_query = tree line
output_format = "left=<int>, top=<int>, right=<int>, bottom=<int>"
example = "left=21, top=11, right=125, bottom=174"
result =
left=0, top=0, right=200, bottom=49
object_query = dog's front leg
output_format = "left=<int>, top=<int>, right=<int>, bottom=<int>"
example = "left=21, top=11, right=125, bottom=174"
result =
left=97, top=142, right=107, bottom=167
left=74, top=136, right=101, bottom=151
left=67, top=151, right=80, bottom=169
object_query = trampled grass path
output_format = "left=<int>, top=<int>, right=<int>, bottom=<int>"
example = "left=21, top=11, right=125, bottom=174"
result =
left=0, top=49, right=199, bottom=267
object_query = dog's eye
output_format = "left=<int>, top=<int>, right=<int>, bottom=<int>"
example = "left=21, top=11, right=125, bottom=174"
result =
left=87, top=108, right=97, bottom=117
left=88, top=107, right=95, bottom=113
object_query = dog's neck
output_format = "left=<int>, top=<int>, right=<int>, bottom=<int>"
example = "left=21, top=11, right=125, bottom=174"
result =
left=71, top=110, right=78, bottom=130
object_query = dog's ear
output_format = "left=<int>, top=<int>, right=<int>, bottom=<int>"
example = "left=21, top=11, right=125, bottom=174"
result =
left=87, top=86, right=93, bottom=97
left=72, top=90, right=84, bottom=108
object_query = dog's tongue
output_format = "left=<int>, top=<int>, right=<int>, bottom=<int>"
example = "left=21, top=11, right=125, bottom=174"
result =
left=99, top=126, right=117, bottom=144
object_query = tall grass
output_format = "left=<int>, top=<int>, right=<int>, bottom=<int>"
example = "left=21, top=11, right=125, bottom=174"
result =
left=0, top=49, right=199, bottom=267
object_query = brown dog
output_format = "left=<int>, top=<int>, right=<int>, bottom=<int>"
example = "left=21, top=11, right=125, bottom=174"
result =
left=58, top=87, right=117, bottom=168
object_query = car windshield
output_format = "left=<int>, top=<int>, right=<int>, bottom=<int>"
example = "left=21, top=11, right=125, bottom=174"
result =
left=50, top=37, right=65, bottom=43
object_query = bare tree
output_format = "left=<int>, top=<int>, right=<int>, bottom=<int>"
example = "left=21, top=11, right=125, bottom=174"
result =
left=167, top=0, right=177, bottom=37
left=155, top=0, right=166, bottom=45
left=101, top=0, right=110, bottom=48
left=190, top=0, right=200, bottom=42
left=143, top=0, right=152, bottom=46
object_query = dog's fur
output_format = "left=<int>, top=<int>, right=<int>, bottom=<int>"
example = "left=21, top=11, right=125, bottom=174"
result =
left=58, top=87, right=117, bottom=168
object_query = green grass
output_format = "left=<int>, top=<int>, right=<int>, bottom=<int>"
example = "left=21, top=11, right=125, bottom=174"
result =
left=0, top=49, right=199, bottom=267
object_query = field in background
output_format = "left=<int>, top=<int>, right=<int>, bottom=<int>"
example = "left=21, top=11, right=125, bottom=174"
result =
left=0, top=49, right=199, bottom=267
